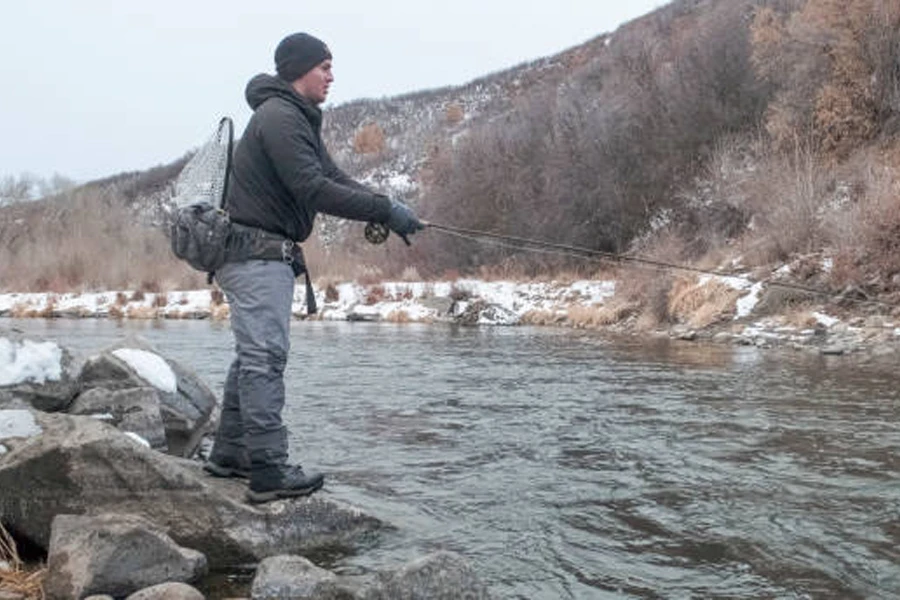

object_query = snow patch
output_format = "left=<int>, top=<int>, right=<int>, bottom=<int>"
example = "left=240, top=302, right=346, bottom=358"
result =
left=124, top=431, right=151, bottom=448
left=736, top=282, right=765, bottom=319
left=112, top=349, right=177, bottom=393
left=0, top=337, right=62, bottom=386
left=0, top=409, right=43, bottom=440
left=813, top=312, right=839, bottom=327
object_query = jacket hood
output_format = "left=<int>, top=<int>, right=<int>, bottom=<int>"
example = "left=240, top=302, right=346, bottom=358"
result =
left=245, top=74, right=321, bottom=121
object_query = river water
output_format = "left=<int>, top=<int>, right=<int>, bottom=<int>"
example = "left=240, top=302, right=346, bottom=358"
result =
left=5, top=318, right=900, bottom=599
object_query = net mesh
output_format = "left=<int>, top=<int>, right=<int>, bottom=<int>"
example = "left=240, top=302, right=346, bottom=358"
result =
left=171, top=117, right=233, bottom=209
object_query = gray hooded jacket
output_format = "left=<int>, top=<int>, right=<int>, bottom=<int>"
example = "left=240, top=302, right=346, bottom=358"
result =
left=225, top=74, right=392, bottom=242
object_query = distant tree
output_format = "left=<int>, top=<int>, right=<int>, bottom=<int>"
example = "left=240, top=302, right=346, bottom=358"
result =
left=0, top=173, right=37, bottom=205
left=751, top=0, right=900, bottom=155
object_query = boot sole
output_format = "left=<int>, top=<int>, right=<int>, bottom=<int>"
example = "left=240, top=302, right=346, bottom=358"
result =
left=203, top=461, right=250, bottom=479
left=245, top=478, right=325, bottom=504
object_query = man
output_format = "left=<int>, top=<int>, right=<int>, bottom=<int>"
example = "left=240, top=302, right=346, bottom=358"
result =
left=204, top=32, right=424, bottom=504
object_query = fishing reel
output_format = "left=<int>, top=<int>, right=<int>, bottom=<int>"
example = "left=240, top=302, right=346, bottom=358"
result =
left=364, top=222, right=390, bottom=244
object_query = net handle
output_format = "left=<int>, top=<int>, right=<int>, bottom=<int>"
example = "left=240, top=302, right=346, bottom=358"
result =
left=217, top=116, right=234, bottom=210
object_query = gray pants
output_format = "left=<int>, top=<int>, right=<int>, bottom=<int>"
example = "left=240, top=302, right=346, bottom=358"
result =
left=212, top=259, right=295, bottom=468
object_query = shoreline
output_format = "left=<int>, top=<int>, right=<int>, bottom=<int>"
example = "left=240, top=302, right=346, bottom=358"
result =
left=1, top=277, right=898, bottom=357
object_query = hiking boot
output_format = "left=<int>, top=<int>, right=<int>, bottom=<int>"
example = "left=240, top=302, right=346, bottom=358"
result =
left=203, top=456, right=251, bottom=480
left=246, top=464, right=325, bottom=504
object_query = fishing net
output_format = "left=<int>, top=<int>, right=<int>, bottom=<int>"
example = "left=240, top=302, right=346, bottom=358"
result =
left=171, top=116, right=233, bottom=209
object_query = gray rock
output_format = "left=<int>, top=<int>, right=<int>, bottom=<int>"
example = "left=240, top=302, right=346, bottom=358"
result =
left=69, top=387, right=168, bottom=451
left=0, top=329, right=81, bottom=412
left=83, top=596, right=116, bottom=600
left=365, top=552, right=491, bottom=600
left=250, top=555, right=336, bottom=599
left=78, top=338, right=216, bottom=457
left=124, top=582, right=205, bottom=600
left=0, top=410, right=382, bottom=568
left=44, top=513, right=207, bottom=600
left=419, top=296, right=454, bottom=316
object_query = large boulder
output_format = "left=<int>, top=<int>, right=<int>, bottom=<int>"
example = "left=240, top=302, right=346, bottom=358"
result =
left=78, top=338, right=216, bottom=457
left=248, top=552, right=491, bottom=600
left=0, top=410, right=383, bottom=568
left=250, top=555, right=336, bottom=599
left=44, top=513, right=207, bottom=600
left=69, top=387, right=168, bottom=451
left=0, top=329, right=81, bottom=412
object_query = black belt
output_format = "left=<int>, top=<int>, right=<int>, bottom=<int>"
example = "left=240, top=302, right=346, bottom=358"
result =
left=228, top=222, right=317, bottom=315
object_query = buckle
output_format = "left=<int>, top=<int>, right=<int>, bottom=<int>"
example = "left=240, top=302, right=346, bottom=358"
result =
left=281, top=240, right=294, bottom=264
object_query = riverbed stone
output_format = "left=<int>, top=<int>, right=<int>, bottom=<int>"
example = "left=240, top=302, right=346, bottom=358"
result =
left=124, top=583, right=205, bottom=600
left=0, top=410, right=383, bottom=568
left=0, top=329, right=81, bottom=412
left=44, top=513, right=207, bottom=600
left=69, top=386, right=168, bottom=451
left=250, top=555, right=337, bottom=599
left=77, top=337, right=216, bottom=457
left=366, top=551, right=491, bottom=600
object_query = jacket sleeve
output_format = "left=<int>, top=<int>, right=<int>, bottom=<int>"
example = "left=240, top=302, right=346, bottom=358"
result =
left=257, top=102, right=392, bottom=223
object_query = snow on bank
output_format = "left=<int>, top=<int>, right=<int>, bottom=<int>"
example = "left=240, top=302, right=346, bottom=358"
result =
left=0, top=275, right=860, bottom=348
left=0, top=279, right=618, bottom=324
left=0, top=409, right=43, bottom=441
left=112, top=348, right=177, bottom=393
left=0, top=337, right=62, bottom=386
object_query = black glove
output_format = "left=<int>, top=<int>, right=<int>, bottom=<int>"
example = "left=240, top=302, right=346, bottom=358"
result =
left=386, top=199, right=425, bottom=245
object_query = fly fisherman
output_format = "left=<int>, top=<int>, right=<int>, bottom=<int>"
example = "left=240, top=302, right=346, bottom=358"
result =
left=204, top=32, right=424, bottom=503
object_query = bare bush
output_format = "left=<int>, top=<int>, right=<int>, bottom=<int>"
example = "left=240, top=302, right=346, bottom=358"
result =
left=0, top=185, right=199, bottom=292
left=352, top=122, right=386, bottom=155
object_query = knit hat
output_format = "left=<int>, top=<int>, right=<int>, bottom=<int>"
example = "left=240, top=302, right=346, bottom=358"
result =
left=275, top=33, right=332, bottom=82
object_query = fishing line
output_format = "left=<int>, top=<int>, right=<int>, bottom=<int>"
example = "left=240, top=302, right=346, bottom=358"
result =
left=422, top=221, right=898, bottom=312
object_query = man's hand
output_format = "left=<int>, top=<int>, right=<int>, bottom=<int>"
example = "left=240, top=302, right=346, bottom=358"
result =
left=386, top=199, right=425, bottom=245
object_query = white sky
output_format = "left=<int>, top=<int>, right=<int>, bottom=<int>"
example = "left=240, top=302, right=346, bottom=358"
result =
left=0, top=1, right=664, bottom=183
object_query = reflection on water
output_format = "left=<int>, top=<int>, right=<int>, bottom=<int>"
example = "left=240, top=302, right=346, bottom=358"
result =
left=5, top=318, right=900, bottom=599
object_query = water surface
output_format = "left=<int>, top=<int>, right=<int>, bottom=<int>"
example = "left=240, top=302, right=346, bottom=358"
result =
left=6, top=318, right=900, bottom=599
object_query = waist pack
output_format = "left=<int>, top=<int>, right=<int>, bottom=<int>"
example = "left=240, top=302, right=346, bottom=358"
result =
left=170, top=202, right=232, bottom=273
left=169, top=208, right=317, bottom=314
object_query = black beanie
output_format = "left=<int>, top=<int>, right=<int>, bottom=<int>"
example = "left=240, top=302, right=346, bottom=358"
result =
left=275, top=33, right=332, bottom=82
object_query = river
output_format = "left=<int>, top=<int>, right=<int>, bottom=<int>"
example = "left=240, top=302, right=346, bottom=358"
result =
left=5, top=318, right=900, bottom=599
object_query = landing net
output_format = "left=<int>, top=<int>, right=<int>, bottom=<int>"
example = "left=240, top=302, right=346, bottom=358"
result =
left=171, top=117, right=233, bottom=209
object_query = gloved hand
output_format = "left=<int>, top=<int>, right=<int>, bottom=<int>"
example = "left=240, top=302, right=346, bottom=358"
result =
left=386, top=199, right=425, bottom=245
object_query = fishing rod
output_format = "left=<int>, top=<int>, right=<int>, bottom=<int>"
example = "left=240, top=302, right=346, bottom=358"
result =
left=364, top=221, right=895, bottom=310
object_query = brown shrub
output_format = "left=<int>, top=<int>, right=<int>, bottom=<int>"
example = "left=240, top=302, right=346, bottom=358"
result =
left=445, top=103, right=465, bottom=125
left=364, top=284, right=386, bottom=305
left=324, top=283, right=340, bottom=302
left=210, top=288, right=225, bottom=306
left=352, top=123, right=386, bottom=155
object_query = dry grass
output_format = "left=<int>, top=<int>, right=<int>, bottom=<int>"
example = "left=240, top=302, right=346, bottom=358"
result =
left=0, top=523, right=45, bottom=600
left=667, top=277, right=741, bottom=328
left=568, top=302, right=639, bottom=328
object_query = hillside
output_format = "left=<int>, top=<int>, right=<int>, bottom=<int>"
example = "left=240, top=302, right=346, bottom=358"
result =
left=1, top=0, right=899, bottom=334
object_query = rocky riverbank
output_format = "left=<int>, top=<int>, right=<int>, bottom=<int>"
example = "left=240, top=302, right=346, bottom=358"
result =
left=0, top=329, right=491, bottom=599
left=2, top=273, right=899, bottom=357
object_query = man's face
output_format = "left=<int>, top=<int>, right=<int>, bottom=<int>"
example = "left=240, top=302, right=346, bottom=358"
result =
left=293, top=59, right=333, bottom=105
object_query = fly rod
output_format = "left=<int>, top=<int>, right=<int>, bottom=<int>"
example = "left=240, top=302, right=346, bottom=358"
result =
left=364, top=221, right=895, bottom=310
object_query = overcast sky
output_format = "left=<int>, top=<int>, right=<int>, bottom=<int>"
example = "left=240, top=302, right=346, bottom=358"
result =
left=0, top=1, right=664, bottom=183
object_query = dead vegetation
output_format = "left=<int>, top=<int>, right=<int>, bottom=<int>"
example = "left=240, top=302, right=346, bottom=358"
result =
left=1, top=0, right=898, bottom=315
left=0, top=522, right=44, bottom=600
